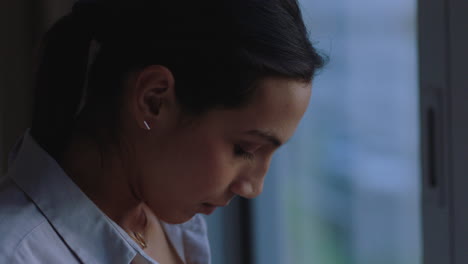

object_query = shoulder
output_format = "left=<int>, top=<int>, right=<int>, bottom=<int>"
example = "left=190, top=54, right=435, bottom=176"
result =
left=0, top=175, right=59, bottom=262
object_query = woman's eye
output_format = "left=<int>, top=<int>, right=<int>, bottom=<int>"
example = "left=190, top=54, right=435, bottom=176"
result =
left=234, top=144, right=255, bottom=160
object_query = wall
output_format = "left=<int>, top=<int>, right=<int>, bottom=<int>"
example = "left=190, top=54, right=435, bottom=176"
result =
left=0, top=0, right=72, bottom=173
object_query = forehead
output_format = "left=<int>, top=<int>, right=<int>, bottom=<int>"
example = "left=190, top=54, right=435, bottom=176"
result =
left=249, top=77, right=311, bottom=116
left=202, top=77, right=312, bottom=142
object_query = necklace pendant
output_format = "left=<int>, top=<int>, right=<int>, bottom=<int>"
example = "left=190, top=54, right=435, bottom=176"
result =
left=129, top=231, right=148, bottom=249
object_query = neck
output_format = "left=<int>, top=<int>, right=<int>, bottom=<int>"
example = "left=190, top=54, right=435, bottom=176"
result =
left=60, top=136, right=151, bottom=235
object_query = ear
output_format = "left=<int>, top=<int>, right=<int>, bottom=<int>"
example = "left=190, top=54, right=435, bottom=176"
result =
left=130, top=65, right=176, bottom=131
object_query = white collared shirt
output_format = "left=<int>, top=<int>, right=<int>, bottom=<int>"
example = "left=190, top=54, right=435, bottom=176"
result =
left=0, top=131, right=211, bottom=264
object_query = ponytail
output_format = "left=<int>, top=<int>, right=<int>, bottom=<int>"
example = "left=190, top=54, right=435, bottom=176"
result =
left=31, top=4, right=97, bottom=159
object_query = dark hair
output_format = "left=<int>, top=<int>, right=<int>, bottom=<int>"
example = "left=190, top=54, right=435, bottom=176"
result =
left=31, top=0, right=325, bottom=159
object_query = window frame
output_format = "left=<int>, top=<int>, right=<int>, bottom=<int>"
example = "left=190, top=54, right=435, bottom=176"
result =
left=446, top=1, right=468, bottom=263
left=420, top=0, right=468, bottom=263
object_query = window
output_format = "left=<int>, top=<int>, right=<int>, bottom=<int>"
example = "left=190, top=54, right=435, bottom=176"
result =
left=251, top=1, right=420, bottom=264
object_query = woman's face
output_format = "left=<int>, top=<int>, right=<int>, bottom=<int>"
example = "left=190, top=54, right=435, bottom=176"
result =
left=130, top=75, right=312, bottom=224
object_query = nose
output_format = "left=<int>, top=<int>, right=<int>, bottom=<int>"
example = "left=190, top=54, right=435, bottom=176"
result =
left=230, top=157, right=272, bottom=199
left=230, top=171, right=267, bottom=199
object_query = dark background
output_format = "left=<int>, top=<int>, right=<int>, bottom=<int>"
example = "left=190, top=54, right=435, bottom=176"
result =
left=0, top=0, right=73, bottom=172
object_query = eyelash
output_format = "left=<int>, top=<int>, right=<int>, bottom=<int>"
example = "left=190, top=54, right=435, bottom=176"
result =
left=234, top=144, right=255, bottom=160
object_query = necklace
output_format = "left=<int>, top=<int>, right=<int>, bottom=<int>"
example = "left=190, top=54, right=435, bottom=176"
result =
left=128, top=231, right=148, bottom=249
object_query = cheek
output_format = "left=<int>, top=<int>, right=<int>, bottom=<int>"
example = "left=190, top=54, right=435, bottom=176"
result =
left=183, top=140, right=237, bottom=197
left=144, top=133, right=237, bottom=200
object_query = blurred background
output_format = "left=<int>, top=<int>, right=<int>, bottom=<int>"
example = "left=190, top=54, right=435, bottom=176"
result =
left=1, top=1, right=421, bottom=264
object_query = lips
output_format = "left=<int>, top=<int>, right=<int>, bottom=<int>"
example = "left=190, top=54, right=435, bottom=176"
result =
left=200, top=197, right=234, bottom=215
left=209, top=197, right=234, bottom=207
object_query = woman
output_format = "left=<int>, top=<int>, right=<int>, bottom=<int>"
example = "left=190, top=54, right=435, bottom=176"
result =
left=0, top=0, right=324, bottom=263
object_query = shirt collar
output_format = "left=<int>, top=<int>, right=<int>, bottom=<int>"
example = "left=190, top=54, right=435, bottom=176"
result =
left=7, top=130, right=157, bottom=264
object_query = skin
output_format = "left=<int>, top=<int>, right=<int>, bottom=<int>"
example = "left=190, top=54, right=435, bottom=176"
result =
left=62, top=66, right=312, bottom=263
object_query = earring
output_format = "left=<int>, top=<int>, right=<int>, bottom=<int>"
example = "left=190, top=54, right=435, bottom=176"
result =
left=143, top=121, right=151, bottom=130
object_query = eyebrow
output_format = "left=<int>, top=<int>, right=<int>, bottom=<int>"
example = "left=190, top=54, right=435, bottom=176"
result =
left=246, top=129, right=283, bottom=147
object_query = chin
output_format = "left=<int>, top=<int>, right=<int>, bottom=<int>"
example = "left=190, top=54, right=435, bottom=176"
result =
left=157, top=210, right=197, bottom=225
left=145, top=201, right=198, bottom=224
